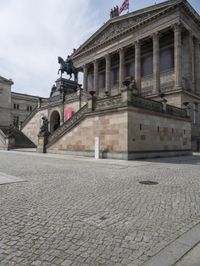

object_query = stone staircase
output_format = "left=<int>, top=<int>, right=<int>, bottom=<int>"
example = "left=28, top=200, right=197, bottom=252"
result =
left=21, top=106, right=38, bottom=129
left=0, top=126, right=36, bottom=149
left=47, top=103, right=88, bottom=148
left=12, top=127, right=36, bottom=148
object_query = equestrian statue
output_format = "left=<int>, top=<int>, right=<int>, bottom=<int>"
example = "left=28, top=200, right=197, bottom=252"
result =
left=57, top=55, right=78, bottom=81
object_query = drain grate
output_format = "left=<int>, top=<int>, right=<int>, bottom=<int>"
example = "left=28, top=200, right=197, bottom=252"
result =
left=139, top=181, right=158, bottom=185
left=99, top=215, right=108, bottom=221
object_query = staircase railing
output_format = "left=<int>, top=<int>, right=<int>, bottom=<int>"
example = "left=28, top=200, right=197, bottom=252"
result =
left=21, top=106, right=38, bottom=129
left=47, top=103, right=88, bottom=147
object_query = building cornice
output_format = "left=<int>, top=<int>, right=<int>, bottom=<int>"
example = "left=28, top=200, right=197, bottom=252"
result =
left=0, top=76, right=14, bottom=85
left=72, top=0, right=200, bottom=62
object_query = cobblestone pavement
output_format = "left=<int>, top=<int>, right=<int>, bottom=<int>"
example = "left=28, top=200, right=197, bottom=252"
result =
left=0, top=151, right=200, bottom=266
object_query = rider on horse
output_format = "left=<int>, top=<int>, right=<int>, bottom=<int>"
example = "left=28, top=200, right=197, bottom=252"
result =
left=57, top=55, right=78, bottom=81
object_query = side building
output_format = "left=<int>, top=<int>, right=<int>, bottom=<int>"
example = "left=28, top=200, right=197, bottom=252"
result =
left=0, top=75, right=41, bottom=128
left=11, top=92, right=39, bottom=129
left=0, top=76, right=13, bottom=127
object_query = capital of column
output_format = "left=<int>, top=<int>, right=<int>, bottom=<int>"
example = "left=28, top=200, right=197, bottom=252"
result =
left=134, top=40, right=140, bottom=49
left=173, top=23, right=182, bottom=33
left=152, top=32, right=160, bottom=41
left=105, top=53, right=110, bottom=60
left=83, top=64, right=88, bottom=72
left=118, top=47, right=125, bottom=54
left=93, top=59, right=99, bottom=67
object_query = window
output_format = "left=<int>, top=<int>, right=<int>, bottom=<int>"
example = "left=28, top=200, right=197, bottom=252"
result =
left=87, top=73, right=94, bottom=91
left=14, top=103, right=19, bottom=110
left=193, top=103, right=198, bottom=124
left=98, top=72, right=105, bottom=92
left=27, top=105, right=33, bottom=112
left=142, top=54, right=153, bottom=77
left=0, top=89, right=3, bottom=95
left=111, top=67, right=119, bottom=86
left=125, top=62, right=135, bottom=78
left=160, top=47, right=174, bottom=72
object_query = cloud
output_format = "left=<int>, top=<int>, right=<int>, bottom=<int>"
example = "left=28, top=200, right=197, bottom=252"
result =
left=0, top=0, right=199, bottom=97
left=0, top=0, right=100, bottom=97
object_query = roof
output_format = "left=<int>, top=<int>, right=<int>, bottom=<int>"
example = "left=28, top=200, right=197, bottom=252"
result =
left=0, top=76, right=14, bottom=85
left=11, top=91, right=47, bottom=100
left=72, top=0, right=200, bottom=59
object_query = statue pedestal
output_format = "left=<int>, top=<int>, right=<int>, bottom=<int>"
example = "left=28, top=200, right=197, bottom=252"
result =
left=49, top=78, right=79, bottom=103
left=121, top=86, right=132, bottom=104
left=5, top=135, right=15, bottom=150
left=37, top=132, right=50, bottom=153
left=56, top=78, right=78, bottom=94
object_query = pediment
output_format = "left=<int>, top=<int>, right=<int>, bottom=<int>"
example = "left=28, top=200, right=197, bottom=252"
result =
left=73, top=1, right=179, bottom=57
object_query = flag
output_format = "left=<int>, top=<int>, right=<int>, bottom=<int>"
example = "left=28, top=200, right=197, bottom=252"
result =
left=119, top=0, right=129, bottom=14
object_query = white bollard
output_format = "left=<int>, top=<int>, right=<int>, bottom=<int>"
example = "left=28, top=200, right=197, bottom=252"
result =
left=95, top=137, right=100, bottom=159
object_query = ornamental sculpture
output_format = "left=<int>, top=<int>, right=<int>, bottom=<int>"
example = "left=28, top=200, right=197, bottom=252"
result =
left=57, top=55, right=78, bottom=81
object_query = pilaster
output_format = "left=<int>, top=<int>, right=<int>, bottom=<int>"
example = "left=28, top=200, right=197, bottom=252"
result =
left=119, top=48, right=125, bottom=92
left=189, top=32, right=195, bottom=92
left=135, top=41, right=141, bottom=95
left=93, top=60, right=99, bottom=95
left=153, top=32, right=160, bottom=94
left=83, top=65, right=88, bottom=92
left=174, top=23, right=182, bottom=89
left=194, top=39, right=200, bottom=95
left=105, top=54, right=111, bottom=94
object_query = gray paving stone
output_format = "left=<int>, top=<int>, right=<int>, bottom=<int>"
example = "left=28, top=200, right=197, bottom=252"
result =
left=0, top=151, right=200, bottom=265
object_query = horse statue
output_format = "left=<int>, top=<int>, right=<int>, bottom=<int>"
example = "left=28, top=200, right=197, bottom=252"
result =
left=57, top=55, right=78, bottom=81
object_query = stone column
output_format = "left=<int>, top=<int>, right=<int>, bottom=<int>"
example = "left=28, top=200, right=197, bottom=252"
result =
left=135, top=41, right=141, bottom=95
left=153, top=32, right=160, bottom=94
left=83, top=65, right=88, bottom=92
left=174, top=23, right=182, bottom=89
left=93, top=60, right=99, bottom=95
left=105, top=54, right=111, bottom=94
left=119, top=48, right=125, bottom=91
left=189, top=32, right=195, bottom=92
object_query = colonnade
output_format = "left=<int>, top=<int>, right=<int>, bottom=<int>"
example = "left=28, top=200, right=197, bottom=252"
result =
left=82, top=24, right=184, bottom=95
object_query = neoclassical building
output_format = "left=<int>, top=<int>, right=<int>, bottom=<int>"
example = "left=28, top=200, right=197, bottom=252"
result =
left=0, top=76, right=40, bottom=128
left=72, top=0, right=200, bottom=150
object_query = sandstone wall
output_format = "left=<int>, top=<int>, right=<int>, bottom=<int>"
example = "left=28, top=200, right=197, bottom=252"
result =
left=128, top=109, right=191, bottom=152
left=48, top=111, right=128, bottom=155
left=22, top=109, right=48, bottom=145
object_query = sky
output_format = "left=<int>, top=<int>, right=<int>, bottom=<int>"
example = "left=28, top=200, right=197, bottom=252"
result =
left=0, top=0, right=200, bottom=97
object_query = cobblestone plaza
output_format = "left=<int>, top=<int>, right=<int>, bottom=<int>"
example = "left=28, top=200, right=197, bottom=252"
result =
left=0, top=151, right=200, bottom=265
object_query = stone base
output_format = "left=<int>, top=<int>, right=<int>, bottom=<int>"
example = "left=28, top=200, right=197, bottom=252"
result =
left=56, top=78, right=78, bottom=94
left=47, top=149, right=192, bottom=160
left=37, top=133, right=49, bottom=153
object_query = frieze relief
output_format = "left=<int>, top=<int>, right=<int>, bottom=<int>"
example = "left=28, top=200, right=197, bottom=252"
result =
left=80, top=9, right=166, bottom=53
